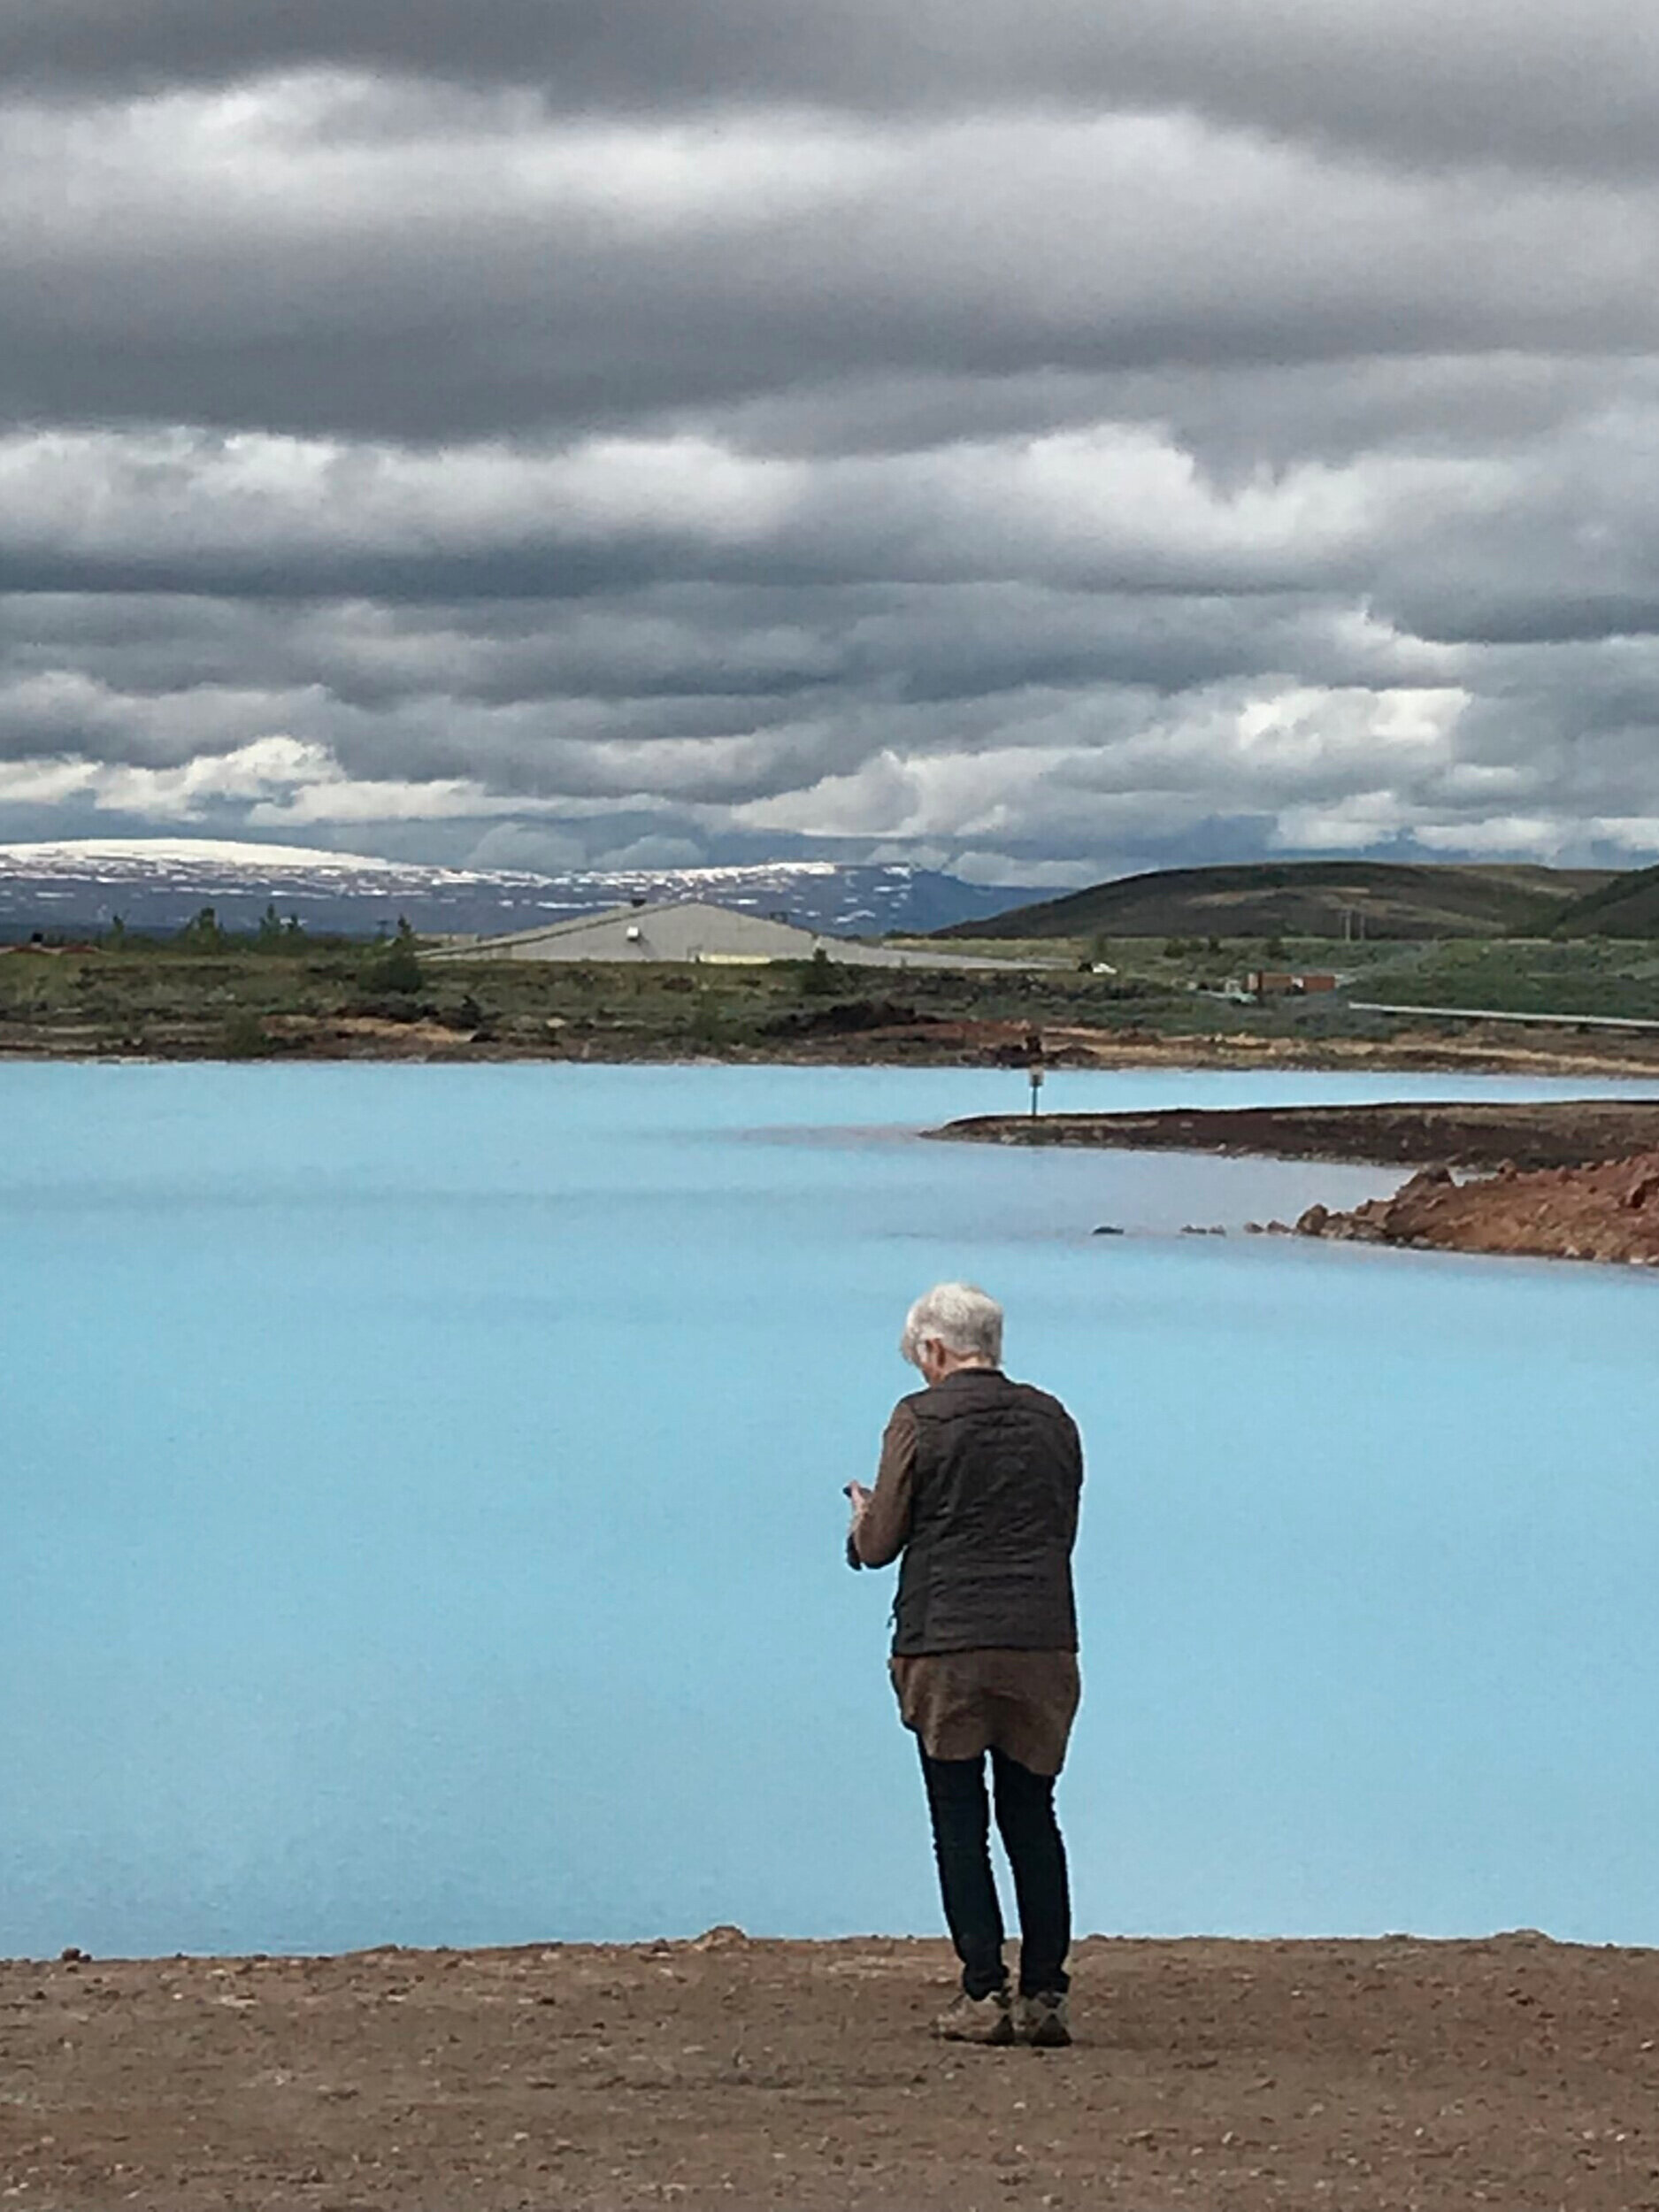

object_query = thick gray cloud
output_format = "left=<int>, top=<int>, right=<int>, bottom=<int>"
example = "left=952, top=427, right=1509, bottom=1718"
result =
left=8, top=1, right=1659, bottom=177
left=2, top=10, right=1658, bottom=880
left=6, top=91, right=1659, bottom=442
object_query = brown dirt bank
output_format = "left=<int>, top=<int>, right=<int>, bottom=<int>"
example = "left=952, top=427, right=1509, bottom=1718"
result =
left=929, top=1099, right=1659, bottom=1170
left=5, top=1932, right=1658, bottom=2211
left=7, top=1012, right=1659, bottom=1081
left=1295, top=1153, right=1659, bottom=1267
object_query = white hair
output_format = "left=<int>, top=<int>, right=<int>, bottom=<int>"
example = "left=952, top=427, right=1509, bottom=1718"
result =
left=901, top=1282, right=1004, bottom=1369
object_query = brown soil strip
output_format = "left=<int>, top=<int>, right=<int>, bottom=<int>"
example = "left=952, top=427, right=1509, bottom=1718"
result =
left=930, top=1099, right=1659, bottom=1170
left=7, top=1016, right=1659, bottom=1080
left=4, top=1933, right=1657, bottom=2211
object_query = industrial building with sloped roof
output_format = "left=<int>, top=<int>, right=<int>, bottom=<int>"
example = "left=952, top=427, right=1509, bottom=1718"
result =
left=433, top=898, right=1046, bottom=970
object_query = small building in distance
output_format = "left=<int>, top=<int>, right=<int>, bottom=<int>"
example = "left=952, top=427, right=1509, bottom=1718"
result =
left=432, top=898, right=1047, bottom=971
left=1246, top=969, right=1339, bottom=1001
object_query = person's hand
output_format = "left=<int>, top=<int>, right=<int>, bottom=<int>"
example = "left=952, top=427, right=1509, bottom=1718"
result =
left=843, top=1481, right=872, bottom=1571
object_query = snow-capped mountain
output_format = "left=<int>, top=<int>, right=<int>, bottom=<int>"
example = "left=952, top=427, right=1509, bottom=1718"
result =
left=0, top=839, right=1048, bottom=941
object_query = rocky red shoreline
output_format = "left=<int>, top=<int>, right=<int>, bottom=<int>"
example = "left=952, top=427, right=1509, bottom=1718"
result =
left=1289, top=1152, right=1659, bottom=1266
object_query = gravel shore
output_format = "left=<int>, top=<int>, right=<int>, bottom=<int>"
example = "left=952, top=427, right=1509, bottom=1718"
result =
left=4, top=1932, right=1657, bottom=2209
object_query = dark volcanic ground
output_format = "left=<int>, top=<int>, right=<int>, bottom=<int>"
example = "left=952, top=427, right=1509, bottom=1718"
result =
left=932, top=1098, right=1659, bottom=1170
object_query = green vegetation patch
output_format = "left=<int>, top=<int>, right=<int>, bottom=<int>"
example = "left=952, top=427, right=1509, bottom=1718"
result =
left=7, top=920, right=1659, bottom=1059
left=1352, top=938, right=1659, bottom=1020
left=1552, top=861, right=1659, bottom=938
left=943, top=860, right=1617, bottom=942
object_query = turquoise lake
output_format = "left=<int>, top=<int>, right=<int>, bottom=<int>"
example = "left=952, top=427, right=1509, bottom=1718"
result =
left=4, top=1061, right=1658, bottom=1961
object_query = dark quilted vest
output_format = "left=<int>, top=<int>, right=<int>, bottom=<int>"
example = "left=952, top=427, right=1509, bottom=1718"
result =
left=891, top=1369, right=1082, bottom=1655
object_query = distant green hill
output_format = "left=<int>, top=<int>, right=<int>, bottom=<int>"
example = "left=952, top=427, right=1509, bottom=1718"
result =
left=937, top=861, right=1620, bottom=941
left=1551, top=863, right=1659, bottom=937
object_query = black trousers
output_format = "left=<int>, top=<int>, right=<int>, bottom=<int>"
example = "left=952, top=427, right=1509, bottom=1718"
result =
left=920, top=1747, right=1071, bottom=2000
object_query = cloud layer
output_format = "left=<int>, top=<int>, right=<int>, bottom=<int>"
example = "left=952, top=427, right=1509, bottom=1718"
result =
left=3, top=6, right=1658, bottom=880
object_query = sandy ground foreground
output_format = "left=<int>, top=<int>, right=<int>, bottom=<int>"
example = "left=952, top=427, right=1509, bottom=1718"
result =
left=4, top=1933, right=1658, bottom=2211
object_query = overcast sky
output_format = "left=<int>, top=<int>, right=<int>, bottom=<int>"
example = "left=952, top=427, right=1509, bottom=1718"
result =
left=4, top=1, right=1659, bottom=884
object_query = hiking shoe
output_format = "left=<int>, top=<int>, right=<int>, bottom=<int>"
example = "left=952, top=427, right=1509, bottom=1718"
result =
left=1016, top=1990, right=1071, bottom=2047
left=933, top=1988, right=1015, bottom=2045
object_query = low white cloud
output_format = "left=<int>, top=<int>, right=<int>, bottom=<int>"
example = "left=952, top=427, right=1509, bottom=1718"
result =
left=1415, top=815, right=1573, bottom=858
left=1587, top=817, right=1659, bottom=856
left=0, top=421, right=1488, bottom=597
left=0, top=734, right=329, bottom=815
left=0, top=733, right=555, bottom=832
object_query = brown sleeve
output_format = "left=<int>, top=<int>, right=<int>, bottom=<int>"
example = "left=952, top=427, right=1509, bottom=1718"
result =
left=1062, top=1410, right=1084, bottom=1542
left=854, top=1403, right=917, bottom=1568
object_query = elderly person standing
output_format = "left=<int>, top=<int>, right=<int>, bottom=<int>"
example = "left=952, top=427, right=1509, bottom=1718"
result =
left=848, top=1282, right=1083, bottom=2048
